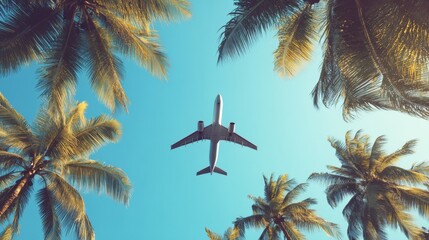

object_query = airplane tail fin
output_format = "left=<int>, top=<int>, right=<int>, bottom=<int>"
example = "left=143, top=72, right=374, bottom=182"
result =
left=213, top=167, right=227, bottom=176
left=196, top=167, right=211, bottom=176
left=196, top=166, right=227, bottom=176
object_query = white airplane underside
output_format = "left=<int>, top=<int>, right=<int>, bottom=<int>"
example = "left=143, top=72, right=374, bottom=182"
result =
left=171, top=95, right=257, bottom=176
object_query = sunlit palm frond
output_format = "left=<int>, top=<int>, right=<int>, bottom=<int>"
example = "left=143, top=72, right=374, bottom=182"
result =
left=312, top=0, right=343, bottom=109
left=326, top=182, right=360, bottom=208
left=205, top=228, right=222, bottom=240
left=63, top=160, right=131, bottom=205
left=291, top=207, right=341, bottom=239
left=0, top=4, right=61, bottom=75
left=218, top=0, right=301, bottom=62
left=0, top=172, right=17, bottom=189
left=410, top=162, right=429, bottom=175
left=64, top=102, right=87, bottom=130
left=383, top=193, right=423, bottom=239
left=99, top=9, right=168, bottom=78
left=0, top=93, right=32, bottom=151
left=282, top=183, right=307, bottom=205
left=104, top=0, right=190, bottom=25
left=234, top=215, right=266, bottom=234
left=84, top=15, right=127, bottom=111
left=281, top=221, right=303, bottom=240
left=38, top=17, right=83, bottom=116
left=36, top=186, right=61, bottom=240
left=0, top=151, right=27, bottom=170
left=44, top=172, right=94, bottom=240
left=376, top=139, right=417, bottom=172
left=73, top=116, right=121, bottom=157
left=380, top=166, right=428, bottom=185
left=308, top=172, right=355, bottom=185
left=395, top=186, right=429, bottom=217
left=274, top=3, right=318, bottom=77
left=0, top=224, right=14, bottom=240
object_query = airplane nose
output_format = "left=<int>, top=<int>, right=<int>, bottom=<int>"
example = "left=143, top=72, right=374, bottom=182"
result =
left=216, top=94, right=222, bottom=103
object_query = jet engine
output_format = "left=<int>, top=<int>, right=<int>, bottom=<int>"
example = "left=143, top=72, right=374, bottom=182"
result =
left=198, top=121, right=204, bottom=132
left=228, top=122, right=235, bottom=134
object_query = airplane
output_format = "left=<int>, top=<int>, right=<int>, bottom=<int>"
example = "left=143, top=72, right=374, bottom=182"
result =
left=171, top=94, right=257, bottom=176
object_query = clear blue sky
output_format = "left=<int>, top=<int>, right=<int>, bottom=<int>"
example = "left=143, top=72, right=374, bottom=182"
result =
left=2, top=1, right=429, bottom=239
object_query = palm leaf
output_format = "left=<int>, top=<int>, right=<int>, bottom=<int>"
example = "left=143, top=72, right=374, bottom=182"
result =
left=36, top=186, right=61, bottom=240
left=0, top=151, right=27, bottom=170
left=73, top=116, right=121, bottom=157
left=0, top=225, right=14, bottom=240
left=0, top=172, right=18, bottom=189
left=63, top=160, right=131, bottom=205
left=218, top=0, right=301, bottom=62
left=84, top=14, right=127, bottom=111
left=283, top=183, right=307, bottom=205
left=380, top=166, right=428, bottom=185
left=234, top=215, right=266, bottom=235
left=99, top=8, right=168, bottom=78
left=274, top=3, right=318, bottom=77
left=43, top=172, right=94, bottom=240
left=38, top=17, right=83, bottom=116
left=205, top=228, right=222, bottom=240
left=0, top=4, right=62, bottom=75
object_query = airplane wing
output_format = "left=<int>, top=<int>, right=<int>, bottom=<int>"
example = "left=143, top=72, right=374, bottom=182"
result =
left=171, top=125, right=212, bottom=149
left=220, top=126, right=257, bottom=150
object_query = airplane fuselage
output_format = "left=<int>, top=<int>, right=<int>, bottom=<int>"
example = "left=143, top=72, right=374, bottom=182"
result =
left=209, top=95, right=223, bottom=174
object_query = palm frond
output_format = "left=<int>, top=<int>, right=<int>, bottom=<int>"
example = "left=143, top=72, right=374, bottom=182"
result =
left=99, top=8, right=168, bottom=78
left=0, top=225, right=14, bottom=240
left=205, top=228, right=222, bottom=240
left=0, top=172, right=18, bottom=189
left=43, top=172, right=94, bottom=240
left=0, top=93, right=33, bottom=151
left=380, top=166, right=428, bottom=185
left=326, top=182, right=360, bottom=208
left=36, top=186, right=61, bottom=240
left=84, top=14, right=127, bottom=111
left=376, top=139, right=417, bottom=172
left=0, top=4, right=61, bottom=75
left=63, top=160, right=131, bottom=205
left=234, top=215, right=266, bottom=235
left=283, top=183, right=307, bottom=205
left=395, top=186, right=429, bottom=218
left=73, top=116, right=121, bottom=157
left=274, top=3, right=318, bottom=77
left=218, top=0, right=301, bottom=62
left=0, top=151, right=27, bottom=170
left=38, top=17, right=83, bottom=116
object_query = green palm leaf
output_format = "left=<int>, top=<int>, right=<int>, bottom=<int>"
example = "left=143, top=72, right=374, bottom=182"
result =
left=63, top=160, right=131, bottom=205
left=38, top=17, right=83, bottom=116
left=74, top=116, right=121, bottom=157
left=99, top=8, right=168, bottom=79
left=36, top=186, right=61, bottom=240
left=274, top=3, right=318, bottom=77
left=0, top=225, right=14, bottom=240
left=84, top=16, right=127, bottom=111
left=218, top=0, right=301, bottom=62
left=0, top=4, right=61, bottom=75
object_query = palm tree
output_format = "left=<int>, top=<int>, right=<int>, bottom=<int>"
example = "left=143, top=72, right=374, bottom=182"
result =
left=0, top=0, right=190, bottom=113
left=309, top=130, right=429, bottom=239
left=0, top=93, right=131, bottom=240
left=218, top=0, right=429, bottom=120
left=205, top=227, right=242, bottom=240
left=234, top=174, right=340, bottom=240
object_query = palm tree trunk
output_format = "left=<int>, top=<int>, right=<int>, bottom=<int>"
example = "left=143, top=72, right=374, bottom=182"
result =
left=278, top=222, right=292, bottom=240
left=0, top=171, right=34, bottom=217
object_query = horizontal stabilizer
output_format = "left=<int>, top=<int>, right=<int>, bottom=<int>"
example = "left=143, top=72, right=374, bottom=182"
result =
left=213, top=167, right=227, bottom=176
left=196, top=166, right=211, bottom=176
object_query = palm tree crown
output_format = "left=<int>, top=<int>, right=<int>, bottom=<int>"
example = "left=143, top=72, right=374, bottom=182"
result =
left=205, top=227, right=243, bottom=240
left=218, top=0, right=429, bottom=120
left=234, top=174, right=340, bottom=240
left=0, top=0, right=190, bottom=113
left=310, top=130, right=429, bottom=239
left=0, top=93, right=131, bottom=240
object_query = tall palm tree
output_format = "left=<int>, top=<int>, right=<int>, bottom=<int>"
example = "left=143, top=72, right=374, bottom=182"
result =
left=0, top=93, right=131, bottom=240
left=234, top=174, right=340, bottom=240
left=0, top=0, right=190, bottom=113
left=309, top=130, right=429, bottom=239
left=205, top=227, right=242, bottom=240
left=218, top=0, right=429, bottom=120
